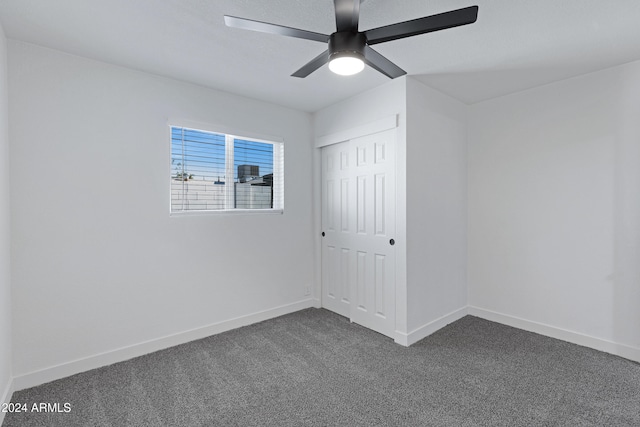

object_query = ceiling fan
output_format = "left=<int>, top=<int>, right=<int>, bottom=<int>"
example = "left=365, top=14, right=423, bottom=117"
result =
left=224, top=0, right=478, bottom=79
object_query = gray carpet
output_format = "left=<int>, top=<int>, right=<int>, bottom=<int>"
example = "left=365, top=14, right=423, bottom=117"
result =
left=3, top=309, right=640, bottom=426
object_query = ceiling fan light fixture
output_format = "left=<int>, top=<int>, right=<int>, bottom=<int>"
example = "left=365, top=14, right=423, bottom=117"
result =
left=329, top=51, right=365, bottom=75
left=225, top=3, right=479, bottom=79
left=327, top=32, right=366, bottom=76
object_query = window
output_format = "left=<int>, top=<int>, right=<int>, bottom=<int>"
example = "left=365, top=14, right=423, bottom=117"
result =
left=170, top=126, right=283, bottom=213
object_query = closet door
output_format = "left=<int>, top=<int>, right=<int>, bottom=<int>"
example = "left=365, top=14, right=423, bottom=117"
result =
left=321, top=129, right=396, bottom=338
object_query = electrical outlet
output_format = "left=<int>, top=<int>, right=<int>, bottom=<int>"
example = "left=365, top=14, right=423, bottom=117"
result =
left=304, top=283, right=311, bottom=296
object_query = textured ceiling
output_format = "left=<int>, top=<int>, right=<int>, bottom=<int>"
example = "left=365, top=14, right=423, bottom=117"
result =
left=1, top=0, right=639, bottom=112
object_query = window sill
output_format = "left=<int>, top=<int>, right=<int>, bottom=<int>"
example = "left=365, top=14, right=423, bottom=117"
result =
left=170, top=209, right=284, bottom=217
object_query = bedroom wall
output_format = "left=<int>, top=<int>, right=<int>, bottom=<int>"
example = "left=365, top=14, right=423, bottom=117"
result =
left=468, top=61, right=640, bottom=362
left=8, top=41, right=315, bottom=387
left=405, top=78, right=468, bottom=338
left=0, top=20, right=13, bottom=418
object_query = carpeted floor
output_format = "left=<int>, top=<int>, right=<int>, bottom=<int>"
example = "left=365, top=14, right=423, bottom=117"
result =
left=3, top=308, right=640, bottom=426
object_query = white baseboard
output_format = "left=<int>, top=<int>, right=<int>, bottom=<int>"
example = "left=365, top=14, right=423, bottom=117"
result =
left=0, top=376, right=14, bottom=425
left=13, top=299, right=315, bottom=391
left=395, top=307, right=468, bottom=347
left=468, top=306, right=640, bottom=363
left=12, top=301, right=638, bottom=394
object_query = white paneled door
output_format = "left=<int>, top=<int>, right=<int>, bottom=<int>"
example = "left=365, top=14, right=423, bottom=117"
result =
left=321, top=129, right=396, bottom=338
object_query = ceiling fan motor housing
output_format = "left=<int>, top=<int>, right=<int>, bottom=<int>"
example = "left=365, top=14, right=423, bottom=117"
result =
left=329, top=32, right=366, bottom=61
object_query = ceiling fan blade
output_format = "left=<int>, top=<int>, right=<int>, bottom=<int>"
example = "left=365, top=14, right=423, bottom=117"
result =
left=291, top=49, right=330, bottom=78
left=224, top=16, right=329, bottom=43
left=364, top=5, right=478, bottom=45
left=334, top=0, right=360, bottom=32
left=363, top=45, right=406, bottom=79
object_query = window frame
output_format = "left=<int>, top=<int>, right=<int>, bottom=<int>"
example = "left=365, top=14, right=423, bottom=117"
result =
left=168, top=121, right=284, bottom=216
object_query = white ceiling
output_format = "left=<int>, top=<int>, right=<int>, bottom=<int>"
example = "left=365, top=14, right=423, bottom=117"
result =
left=1, top=0, right=639, bottom=112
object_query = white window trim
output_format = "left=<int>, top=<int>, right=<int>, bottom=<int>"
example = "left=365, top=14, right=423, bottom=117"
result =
left=168, top=120, right=284, bottom=216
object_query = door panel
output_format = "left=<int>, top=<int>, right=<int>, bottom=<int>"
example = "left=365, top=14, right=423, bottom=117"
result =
left=321, top=129, right=396, bottom=338
left=321, top=143, right=351, bottom=318
left=340, top=248, right=350, bottom=304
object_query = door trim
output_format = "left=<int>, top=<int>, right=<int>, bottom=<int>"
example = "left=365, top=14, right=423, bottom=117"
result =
left=315, top=115, right=398, bottom=148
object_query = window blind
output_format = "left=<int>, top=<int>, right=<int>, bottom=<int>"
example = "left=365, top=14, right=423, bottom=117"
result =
left=170, top=126, right=283, bottom=213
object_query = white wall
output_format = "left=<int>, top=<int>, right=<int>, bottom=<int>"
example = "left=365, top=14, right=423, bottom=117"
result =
left=0, top=20, right=13, bottom=418
left=313, top=78, right=406, bottom=139
left=8, top=41, right=315, bottom=385
left=468, top=61, right=640, bottom=361
left=313, top=77, right=408, bottom=336
left=405, top=78, right=468, bottom=334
